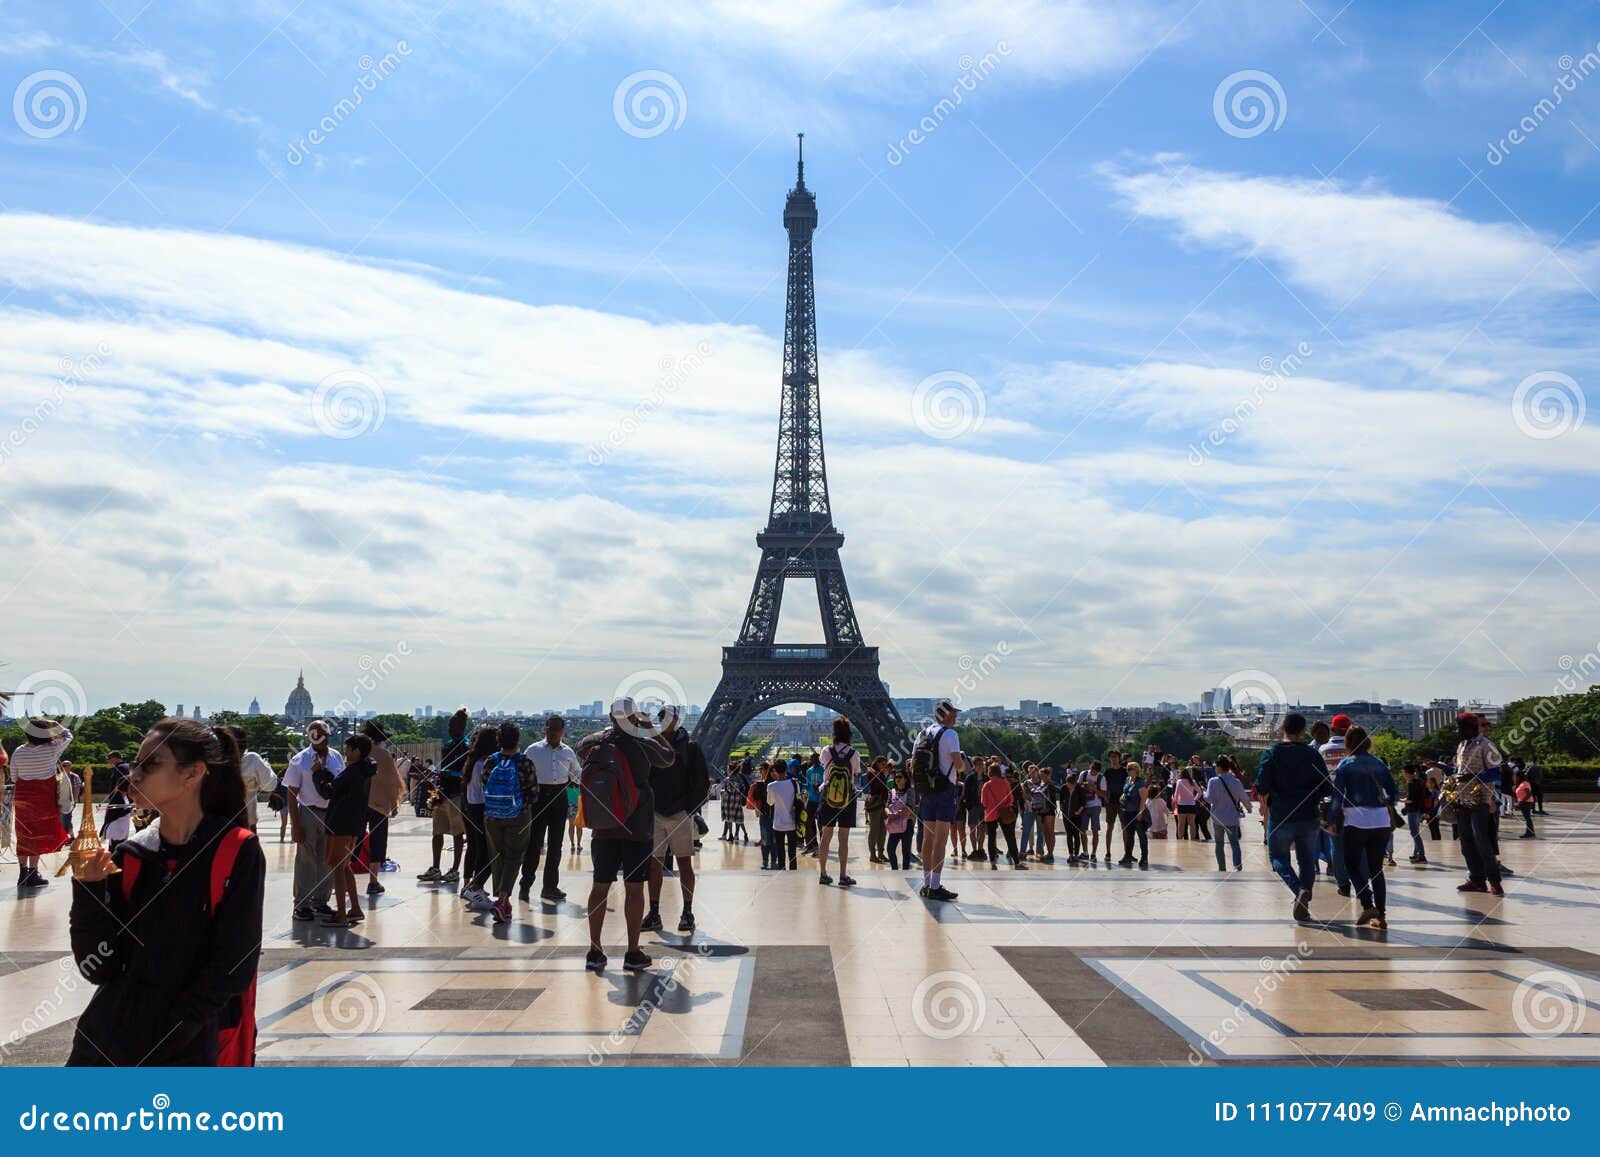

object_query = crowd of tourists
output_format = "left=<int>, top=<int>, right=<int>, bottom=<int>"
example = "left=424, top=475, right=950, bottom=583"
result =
left=0, top=688, right=1542, bottom=1068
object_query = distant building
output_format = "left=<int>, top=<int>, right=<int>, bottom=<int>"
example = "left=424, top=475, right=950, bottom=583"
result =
left=1020, top=699, right=1040, bottom=715
left=247, top=697, right=261, bottom=716
left=285, top=671, right=315, bottom=725
left=1421, top=697, right=1460, bottom=736
left=176, top=704, right=183, bottom=718
left=193, top=706, right=202, bottom=719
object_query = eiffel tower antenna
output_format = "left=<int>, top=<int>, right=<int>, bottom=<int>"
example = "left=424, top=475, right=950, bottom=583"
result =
left=695, top=140, right=910, bottom=767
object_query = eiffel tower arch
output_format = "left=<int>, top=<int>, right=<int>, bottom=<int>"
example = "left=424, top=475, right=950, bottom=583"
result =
left=696, top=137, right=910, bottom=770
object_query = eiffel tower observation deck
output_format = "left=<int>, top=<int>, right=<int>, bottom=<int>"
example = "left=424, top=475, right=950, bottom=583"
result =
left=695, top=137, right=910, bottom=768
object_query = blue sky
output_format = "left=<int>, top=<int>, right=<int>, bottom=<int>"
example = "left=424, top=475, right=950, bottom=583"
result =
left=2, top=0, right=1598, bottom=719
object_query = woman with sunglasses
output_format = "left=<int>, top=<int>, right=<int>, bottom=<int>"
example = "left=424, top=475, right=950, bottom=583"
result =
left=67, top=717, right=264, bottom=1066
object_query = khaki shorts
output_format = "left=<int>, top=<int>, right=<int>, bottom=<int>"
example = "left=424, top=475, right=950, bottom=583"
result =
left=652, top=810, right=695, bottom=859
left=432, top=795, right=467, bottom=837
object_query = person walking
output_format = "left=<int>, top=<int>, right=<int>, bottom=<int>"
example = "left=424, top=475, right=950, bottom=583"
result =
left=284, top=720, right=343, bottom=922
left=815, top=719, right=861, bottom=886
left=641, top=706, right=709, bottom=932
left=766, top=762, right=799, bottom=870
left=234, top=736, right=275, bottom=834
left=980, top=761, right=1027, bottom=869
left=1329, top=727, right=1397, bottom=928
left=10, top=720, right=73, bottom=888
left=1401, top=764, right=1431, bottom=863
left=458, top=727, right=501, bottom=911
left=1101, top=750, right=1129, bottom=864
left=1116, top=766, right=1150, bottom=869
left=522, top=715, right=582, bottom=903
left=1515, top=770, right=1536, bottom=838
left=1204, top=755, right=1251, bottom=872
left=915, top=700, right=964, bottom=901
left=418, top=708, right=470, bottom=885
left=863, top=755, right=890, bottom=863
left=885, top=770, right=914, bottom=869
left=1452, top=713, right=1505, bottom=896
left=481, top=722, right=536, bottom=924
left=67, top=718, right=264, bottom=1066
left=320, top=734, right=376, bottom=927
left=362, top=721, right=405, bottom=896
left=1255, top=713, right=1329, bottom=922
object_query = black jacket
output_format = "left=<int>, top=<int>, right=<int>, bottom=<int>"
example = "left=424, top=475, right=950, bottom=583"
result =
left=326, top=756, right=375, bottom=837
left=68, top=815, right=264, bottom=1066
left=653, top=728, right=710, bottom=816
left=1255, top=741, right=1330, bottom=824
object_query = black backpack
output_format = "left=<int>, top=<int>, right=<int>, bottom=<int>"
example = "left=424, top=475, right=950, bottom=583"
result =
left=911, top=726, right=951, bottom=796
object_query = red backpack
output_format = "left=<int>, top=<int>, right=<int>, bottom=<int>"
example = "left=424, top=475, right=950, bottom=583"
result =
left=580, top=735, right=642, bottom=834
left=120, top=825, right=258, bottom=1066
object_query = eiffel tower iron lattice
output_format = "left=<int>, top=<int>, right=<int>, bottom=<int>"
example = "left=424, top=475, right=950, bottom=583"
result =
left=695, top=137, right=911, bottom=769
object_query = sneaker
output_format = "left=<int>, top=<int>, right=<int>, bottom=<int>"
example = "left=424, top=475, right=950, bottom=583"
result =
left=1041, top=854, right=1055, bottom=864
left=919, top=885, right=932, bottom=897
left=1336, top=885, right=1352, bottom=898
left=622, top=949, right=653, bottom=973
left=1457, top=880, right=1488, bottom=893
left=1013, top=861, right=1028, bottom=870
left=1489, top=882, right=1505, bottom=897
left=640, top=911, right=664, bottom=932
left=313, top=902, right=337, bottom=917
left=838, top=876, right=857, bottom=887
left=929, top=886, right=959, bottom=901
left=989, top=859, right=999, bottom=870
left=964, top=850, right=985, bottom=862
left=493, top=898, right=511, bottom=923
left=1356, top=906, right=1379, bottom=926
left=819, top=874, right=833, bottom=886
left=366, top=880, right=385, bottom=895
left=293, top=906, right=315, bottom=921
left=1292, top=892, right=1311, bottom=922
left=678, top=911, right=695, bottom=932
left=1117, top=857, right=1134, bottom=867
left=1371, top=913, right=1388, bottom=929
left=381, top=859, right=400, bottom=873
left=541, top=887, right=566, bottom=902
left=585, top=948, right=607, bottom=972
left=1138, top=860, right=1148, bottom=870
left=441, top=868, right=460, bottom=883
left=1519, top=832, right=1535, bottom=839
left=417, top=866, right=441, bottom=882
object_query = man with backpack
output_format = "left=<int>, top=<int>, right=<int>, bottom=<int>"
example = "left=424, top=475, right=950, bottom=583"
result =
left=641, top=705, right=709, bottom=935
left=480, top=721, right=536, bottom=923
left=577, top=697, right=676, bottom=973
left=815, top=718, right=861, bottom=887
left=913, top=699, right=964, bottom=901
left=1255, top=713, right=1330, bottom=923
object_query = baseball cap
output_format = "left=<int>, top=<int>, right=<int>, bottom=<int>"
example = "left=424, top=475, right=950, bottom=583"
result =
left=934, top=698, right=957, bottom=717
left=1329, top=713, right=1352, bottom=731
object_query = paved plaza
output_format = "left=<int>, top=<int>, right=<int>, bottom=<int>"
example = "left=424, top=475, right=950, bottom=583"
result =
left=5, top=806, right=1600, bottom=1066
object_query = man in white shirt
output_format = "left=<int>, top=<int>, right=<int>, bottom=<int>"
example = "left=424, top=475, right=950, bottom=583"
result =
left=283, top=719, right=345, bottom=920
left=521, top=715, right=582, bottom=902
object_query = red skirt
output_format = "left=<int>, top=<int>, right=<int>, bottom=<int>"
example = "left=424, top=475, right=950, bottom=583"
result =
left=14, top=777, right=69, bottom=856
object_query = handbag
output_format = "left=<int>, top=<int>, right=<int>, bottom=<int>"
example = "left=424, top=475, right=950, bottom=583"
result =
left=692, top=813, right=709, bottom=837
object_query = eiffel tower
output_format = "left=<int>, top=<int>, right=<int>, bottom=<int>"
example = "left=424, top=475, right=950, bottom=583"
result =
left=695, top=137, right=910, bottom=769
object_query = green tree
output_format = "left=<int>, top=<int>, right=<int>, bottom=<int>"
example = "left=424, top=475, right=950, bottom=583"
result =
left=1368, top=727, right=1414, bottom=768
left=1132, top=718, right=1205, bottom=760
left=114, top=700, right=168, bottom=732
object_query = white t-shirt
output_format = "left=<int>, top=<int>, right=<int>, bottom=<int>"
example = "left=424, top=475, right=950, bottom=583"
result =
left=282, top=746, right=345, bottom=809
left=767, top=778, right=797, bottom=831
left=921, top=723, right=961, bottom=789
left=1145, top=795, right=1171, bottom=834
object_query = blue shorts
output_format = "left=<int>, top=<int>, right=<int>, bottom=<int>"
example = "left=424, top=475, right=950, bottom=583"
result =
left=917, top=788, right=958, bottom=824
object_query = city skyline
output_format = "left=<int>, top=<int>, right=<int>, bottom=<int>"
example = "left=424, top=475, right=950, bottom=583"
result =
left=4, top=3, right=1599, bottom=715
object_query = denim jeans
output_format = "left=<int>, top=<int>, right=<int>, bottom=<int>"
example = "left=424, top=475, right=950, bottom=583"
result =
left=1120, top=815, right=1147, bottom=863
left=1267, top=818, right=1318, bottom=898
left=1458, top=805, right=1501, bottom=884
left=759, top=814, right=774, bottom=867
left=1407, top=811, right=1426, bottom=859
left=1342, top=824, right=1388, bottom=912
left=1213, top=821, right=1242, bottom=870
left=1330, top=828, right=1350, bottom=887
left=1019, top=810, right=1036, bottom=855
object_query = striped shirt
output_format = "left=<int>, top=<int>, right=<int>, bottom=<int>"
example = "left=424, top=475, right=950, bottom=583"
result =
left=7, top=729, right=72, bottom=781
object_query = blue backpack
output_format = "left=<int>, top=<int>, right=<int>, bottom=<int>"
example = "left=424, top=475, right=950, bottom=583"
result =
left=483, top=753, right=527, bottom=820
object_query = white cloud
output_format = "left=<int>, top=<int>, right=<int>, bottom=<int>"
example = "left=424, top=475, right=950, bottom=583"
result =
left=1103, top=160, right=1600, bottom=305
left=2, top=211, right=1596, bottom=714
